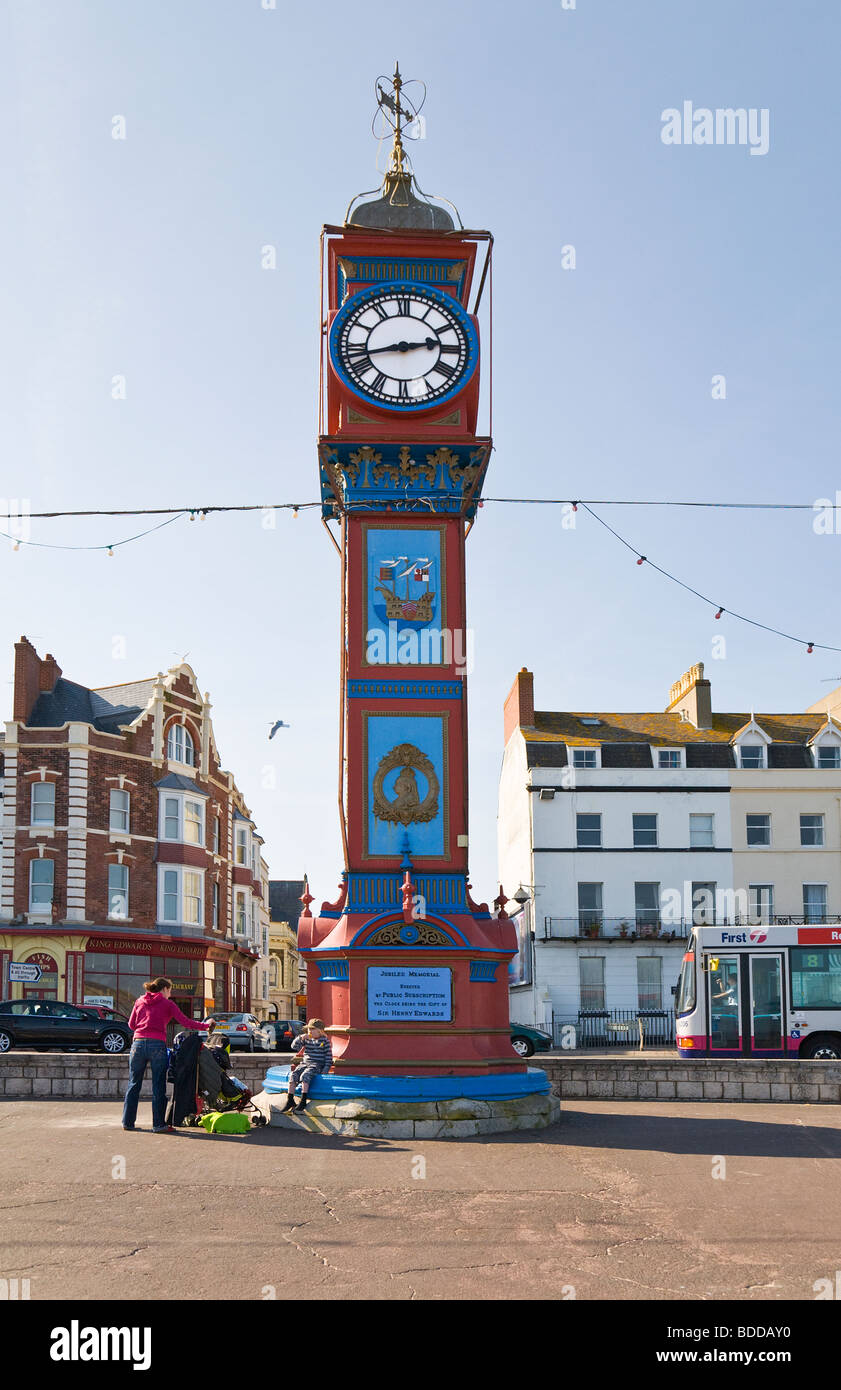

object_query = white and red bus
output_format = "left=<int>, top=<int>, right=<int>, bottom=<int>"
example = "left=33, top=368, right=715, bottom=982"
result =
left=675, top=923, right=841, bottom=1059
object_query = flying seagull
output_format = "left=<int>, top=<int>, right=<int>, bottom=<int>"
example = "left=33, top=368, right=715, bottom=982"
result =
left=269, top=720, right=290, bottom=740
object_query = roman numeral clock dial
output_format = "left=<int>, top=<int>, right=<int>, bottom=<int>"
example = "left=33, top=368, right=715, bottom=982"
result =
left=329, top=281, right=478, bottom=412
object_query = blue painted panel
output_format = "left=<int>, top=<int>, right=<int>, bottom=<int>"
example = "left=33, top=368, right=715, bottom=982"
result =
left=337, top=257, right=468, bottom=302
left=469, top=961, right=499, bottom=982
left=317, top=960, right=350, bottom=982
left=347, top=873, right=466, bottom=913
left=366, top=713, right=446, bottom=858
left=348, top=679, right=462, bottom=699
left=366, top=527, right=443, bottom=664
left=262, top=1066, right=551, bottom=1101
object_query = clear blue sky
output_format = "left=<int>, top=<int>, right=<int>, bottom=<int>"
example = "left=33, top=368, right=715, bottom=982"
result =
left=2, top=0, right=840, bottom=902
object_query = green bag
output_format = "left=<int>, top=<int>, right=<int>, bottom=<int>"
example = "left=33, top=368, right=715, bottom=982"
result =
left=198, top=1110, right=251, bottom=1135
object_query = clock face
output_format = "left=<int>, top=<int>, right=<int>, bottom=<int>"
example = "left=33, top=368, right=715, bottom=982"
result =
left=329, top=281, right=478, bottom=412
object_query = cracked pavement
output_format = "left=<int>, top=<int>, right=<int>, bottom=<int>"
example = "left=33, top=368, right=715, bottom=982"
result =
left=0, top=1099, right=839, bottom=1300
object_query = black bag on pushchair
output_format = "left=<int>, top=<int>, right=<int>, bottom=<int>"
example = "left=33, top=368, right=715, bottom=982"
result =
left=165, top=1031, right=203, bottom=1127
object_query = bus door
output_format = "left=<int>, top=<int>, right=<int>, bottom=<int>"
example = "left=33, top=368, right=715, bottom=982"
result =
left=705, top=955, right=742, bottom=1052
left=705, top=952, right=786, bottom=1054
left=746, top=952, right=785, bottom=1054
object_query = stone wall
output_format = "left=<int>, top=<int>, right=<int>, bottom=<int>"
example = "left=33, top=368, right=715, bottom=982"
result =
left=0, top=1051, right=271, bottom=1099
left=536, top=1055, right=841, bottom=1103
left=0, top=1052, right=839, bottom=1102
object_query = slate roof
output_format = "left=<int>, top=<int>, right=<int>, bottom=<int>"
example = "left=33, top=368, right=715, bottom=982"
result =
left=93, top=679, right=156, bottom=710
left=529, top=710, right=828, bottom=746
left=269, top=879, right=306, bottom=928
left=523, top=709, right=831, bottom=769
left=27, top=679, right=145, bottom=733
left=155, top=773, right=209, bottom=795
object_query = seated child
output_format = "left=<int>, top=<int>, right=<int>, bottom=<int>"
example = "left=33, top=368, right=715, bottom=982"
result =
left=277, top=1018, right=332, bottom=1112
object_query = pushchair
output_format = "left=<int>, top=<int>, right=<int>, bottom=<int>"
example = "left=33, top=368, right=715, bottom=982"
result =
left=166, top=1030, right=267, bottom=1128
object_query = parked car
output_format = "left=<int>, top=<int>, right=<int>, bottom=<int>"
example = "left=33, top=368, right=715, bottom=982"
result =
left=510, top=1022, right=553, bottom=1058
left=78, top=1005, right=129, bottom=1022
left=204, top=1012, right=271, bottom=1051
left=261, top=1019, right=305, bottom=1052
left=0, top=1000, right=132, bottom=1054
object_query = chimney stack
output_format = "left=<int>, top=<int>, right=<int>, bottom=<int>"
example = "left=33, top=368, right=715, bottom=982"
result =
left=39, top=653, right=62, bottom=692
left=504, top=668, right=535, bottom=745
left=13, top=638, right=62, bottom=723
left=665, top=662, right=712, bottom=730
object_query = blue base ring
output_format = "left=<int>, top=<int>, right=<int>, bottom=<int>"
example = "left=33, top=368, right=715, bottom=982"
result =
left=261, top=1066, right=550, bottom=1103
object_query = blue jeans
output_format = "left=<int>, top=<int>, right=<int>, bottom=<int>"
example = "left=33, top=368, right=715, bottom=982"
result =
left=122, top=1039, right=168, bottom=1128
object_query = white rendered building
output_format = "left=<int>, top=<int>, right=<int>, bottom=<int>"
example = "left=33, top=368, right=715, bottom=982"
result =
left=499, top=665, right=841, bottom=1045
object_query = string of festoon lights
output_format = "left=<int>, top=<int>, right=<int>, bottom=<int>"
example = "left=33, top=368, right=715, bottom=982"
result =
left=2, top=494, right=840, bottom=655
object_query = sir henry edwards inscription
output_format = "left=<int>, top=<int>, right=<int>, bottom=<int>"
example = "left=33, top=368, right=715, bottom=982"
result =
left=367, top=966, right=453, bottom=1021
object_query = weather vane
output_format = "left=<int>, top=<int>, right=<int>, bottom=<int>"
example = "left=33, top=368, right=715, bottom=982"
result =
left=372, top=62, right=427, bottom=175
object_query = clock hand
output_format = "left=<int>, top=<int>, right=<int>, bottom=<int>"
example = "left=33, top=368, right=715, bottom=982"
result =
left=366, top=337, right=439, bottom=355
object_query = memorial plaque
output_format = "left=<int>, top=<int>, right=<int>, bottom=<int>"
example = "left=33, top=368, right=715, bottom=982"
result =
left=367, top=966, right=452, bottom=1022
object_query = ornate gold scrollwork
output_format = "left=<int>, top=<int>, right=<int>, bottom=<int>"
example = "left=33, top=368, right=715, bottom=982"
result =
left=373, top=742, right=440, bottom=826
left=397, top=445, right=437, bottom=486
left=425, top=446, right=461, bottom=488
left=366, top=922, right=453, bottom=947
left=348, top=446, right=382, bottom=487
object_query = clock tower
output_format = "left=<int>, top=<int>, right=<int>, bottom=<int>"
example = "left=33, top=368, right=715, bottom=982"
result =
left=261, top=67, right=558, bottom=1134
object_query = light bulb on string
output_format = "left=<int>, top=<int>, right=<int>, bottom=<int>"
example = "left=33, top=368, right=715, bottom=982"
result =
left=807, top=643, right=814, bottom=654
left=293, top=506, right=299, bottom=518
left=12, top=540, right=20, bottom=551
left=636, top=555, right=646, bottom=566
left=106, top=546, right=114, bottom=557
left=715, top=607, right=724, bottom=620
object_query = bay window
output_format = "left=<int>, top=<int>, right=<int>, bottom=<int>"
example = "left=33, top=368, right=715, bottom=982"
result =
left=158, top=867, right=204, bottom=926
left=159, top=792, right=206, bottom=845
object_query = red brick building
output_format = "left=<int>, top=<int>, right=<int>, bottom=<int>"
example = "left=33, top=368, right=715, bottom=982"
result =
left=0, top=638, right=264, bottom=1018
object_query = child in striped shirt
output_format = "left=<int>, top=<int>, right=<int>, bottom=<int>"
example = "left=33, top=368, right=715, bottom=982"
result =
left=278, top=1019, right=332, bottom=1112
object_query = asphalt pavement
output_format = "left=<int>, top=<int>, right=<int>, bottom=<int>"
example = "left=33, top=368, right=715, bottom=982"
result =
left=1, top=1098, right=839, bottom=1301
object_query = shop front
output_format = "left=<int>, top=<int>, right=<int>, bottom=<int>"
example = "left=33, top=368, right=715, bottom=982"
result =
left=2, top=930, right=254, bottom=1014
left=83, top=935, right=254, bottom=1019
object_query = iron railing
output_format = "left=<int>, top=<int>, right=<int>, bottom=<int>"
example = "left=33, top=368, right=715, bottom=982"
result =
left=543, top=914, right=841, bottom=940
left=552, top=1009, right=676, bottom=1048
left=542, top=917, right=691, bottom=942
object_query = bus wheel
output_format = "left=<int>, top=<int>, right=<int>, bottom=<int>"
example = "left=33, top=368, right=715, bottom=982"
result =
left=800, top=1034, right=841, bottom=1060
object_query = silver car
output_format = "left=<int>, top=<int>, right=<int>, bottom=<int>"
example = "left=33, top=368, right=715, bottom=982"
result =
left=204, top=1012, right=271, bottom=1052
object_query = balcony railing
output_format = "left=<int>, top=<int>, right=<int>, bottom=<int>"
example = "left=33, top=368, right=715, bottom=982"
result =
left=542, top=913, right=841, bottom=941
left=542, top=917, right=692, bottom=942
left=732, top=914, right=841, bottom=926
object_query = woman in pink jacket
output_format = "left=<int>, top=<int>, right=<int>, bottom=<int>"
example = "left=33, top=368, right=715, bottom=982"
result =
left=122, top=977, right=211, bottom=1132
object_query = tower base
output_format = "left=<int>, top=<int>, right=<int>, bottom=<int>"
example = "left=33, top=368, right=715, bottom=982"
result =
left=253, top=1066, right=561, bottom=1138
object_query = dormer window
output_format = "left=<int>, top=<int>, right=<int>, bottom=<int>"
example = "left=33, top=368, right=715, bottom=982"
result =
left=167, top=723, right=195, bottom=766
left=570, top=747, right=599, bottom=770
left=733, top=719, right=771, bottom=769
left=654, top=748, right=684, bottom=769
left=816, top=745, right=841, bottom=769
left=811, top=722, right=841, bottom=768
